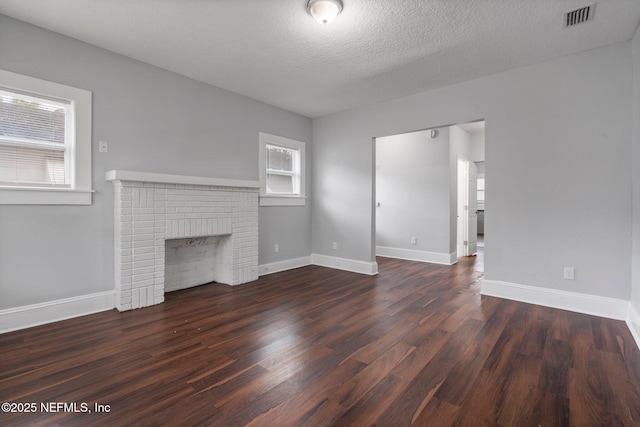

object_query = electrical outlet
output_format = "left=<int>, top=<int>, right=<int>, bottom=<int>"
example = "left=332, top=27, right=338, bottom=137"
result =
left=274, top=244, right=279, bottom=253
left=99, top=140, right=108, bottom=153
left=332, top=241, right=338, bottom=250
left=563, top=267, right=575, bottom=280
left=411, top=237, right=417, bottom=245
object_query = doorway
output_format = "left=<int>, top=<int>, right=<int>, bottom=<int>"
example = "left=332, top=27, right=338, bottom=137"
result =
left=454, top=120, right=485, bottom=266
left=373, top=120, right=485, bottom=271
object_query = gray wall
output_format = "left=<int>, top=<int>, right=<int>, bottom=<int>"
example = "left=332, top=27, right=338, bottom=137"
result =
left=469, top=133, right=486, bottom=163
left=375, top=128, right=451, bottom=254
left=0, top=15, right=312, bottom=309
left=312, top=41, right=632, bottom=300
left=632, top=28, right=640, bottom=314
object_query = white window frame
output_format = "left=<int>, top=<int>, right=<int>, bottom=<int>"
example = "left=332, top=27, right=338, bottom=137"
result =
left=259, top=132, right=306, bottom=206
left=0, top=69, right=92, bottom=205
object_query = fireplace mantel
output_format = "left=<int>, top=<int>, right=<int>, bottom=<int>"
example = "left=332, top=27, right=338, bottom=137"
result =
left=105, top=170, right=261, bottom=189
left=106, top=170, right=260, bottom=311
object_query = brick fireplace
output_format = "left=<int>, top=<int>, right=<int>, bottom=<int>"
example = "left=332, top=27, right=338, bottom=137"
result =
left=106, top=170, right=260, bottom=311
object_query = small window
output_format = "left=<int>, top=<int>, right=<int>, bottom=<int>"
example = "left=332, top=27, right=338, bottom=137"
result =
left=259, top=132, right=305, bottom=206
left=266, top=144, right=299, bottom=195
left=477, top=176, right=485, bottom=208
left=0, top=70, right=92, bottom=205
left=0, top=89, right=71, bottom=187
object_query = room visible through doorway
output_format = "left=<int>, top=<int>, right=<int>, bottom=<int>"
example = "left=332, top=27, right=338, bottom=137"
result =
left=374, top=119, right=485, bottom=273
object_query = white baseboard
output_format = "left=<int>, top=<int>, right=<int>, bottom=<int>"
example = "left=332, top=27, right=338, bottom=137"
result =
left=376, top=246, right=457, bottom=265
left=627, top=304, right=640, bottom=351
left=450, top=252, right=459, bottom=264
left=481, top=279, right=629, bottom=320
left=261, top=254, right=379, bottom=276
left=259, top=256, right=312, bottom=276
left=311, top=253, right=378, bottom=275
left=0, top=291, right=115, bottom=334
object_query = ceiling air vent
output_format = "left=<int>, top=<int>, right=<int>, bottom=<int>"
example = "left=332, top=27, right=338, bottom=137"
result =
left=564, top=4, right=595, bottom=27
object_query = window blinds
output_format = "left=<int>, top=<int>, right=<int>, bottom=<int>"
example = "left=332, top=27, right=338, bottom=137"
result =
left=0, top=88, right=70, bottom=187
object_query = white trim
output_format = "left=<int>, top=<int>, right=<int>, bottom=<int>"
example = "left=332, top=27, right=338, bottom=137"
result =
left=0, top=188, right=93, bottom=204
left=627, top=304, right=640, bottom=351
left=0, top=69, right=92, bottom=205
left=481, top=279, right=629, bottom=320
left=0, top=291, right=115, bottom=334
left=449, top=252, right=459, bottom=264
left=376, top=246, right=457, bottom=265
left=105, top=170, right=261, bottom=188
left=258, top=132, right=306, bottom=206
left=259, top=256, right=312, bottom=276
left=311, top=253, right=379, bottom=275
left=260, top=195, right=307, bottom=206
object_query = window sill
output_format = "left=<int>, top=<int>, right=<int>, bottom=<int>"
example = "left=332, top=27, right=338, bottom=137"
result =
left=259, top=195, right=306, bottom=207
left=0, top=187, right=94, bottom=205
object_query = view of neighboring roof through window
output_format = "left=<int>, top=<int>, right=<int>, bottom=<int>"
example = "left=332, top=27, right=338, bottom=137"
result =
left=0, top=88, right=71, bottom=187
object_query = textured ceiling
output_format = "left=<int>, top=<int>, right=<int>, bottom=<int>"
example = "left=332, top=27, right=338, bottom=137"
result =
left=0, top=1, right=639, bottom=118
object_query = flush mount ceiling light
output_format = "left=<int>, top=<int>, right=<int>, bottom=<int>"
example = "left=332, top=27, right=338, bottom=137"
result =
left=307, top=0, right=343, bottom=25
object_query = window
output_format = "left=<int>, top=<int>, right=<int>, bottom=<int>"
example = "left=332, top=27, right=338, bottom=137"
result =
left=259, top=132, right=305, bottom=206
left=266, top=145, right=299, bottom=194
left=477, top=176, right=485, bottom=209
left=0, top=69, right=92, bottom=205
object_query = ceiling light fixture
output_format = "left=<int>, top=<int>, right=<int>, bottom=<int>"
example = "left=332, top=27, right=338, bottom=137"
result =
left=307, top=0, right=343, bottom=25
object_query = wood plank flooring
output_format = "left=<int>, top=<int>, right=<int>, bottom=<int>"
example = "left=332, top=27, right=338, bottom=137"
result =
left=2, top=252, right=640, bottom=426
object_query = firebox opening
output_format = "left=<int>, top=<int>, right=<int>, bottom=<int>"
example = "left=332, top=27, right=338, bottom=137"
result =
left=164, top=234, right=233, bottom=292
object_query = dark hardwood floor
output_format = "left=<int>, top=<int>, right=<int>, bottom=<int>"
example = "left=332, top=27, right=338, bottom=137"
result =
left=2, top=251, right=640, bottom=426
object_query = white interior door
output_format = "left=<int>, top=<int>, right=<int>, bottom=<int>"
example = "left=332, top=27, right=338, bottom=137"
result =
left=457, top=157, right=478, bottom=257
left=457, top=157, right=466, bottom=257
left=467, top=161, right=478, bottom=255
